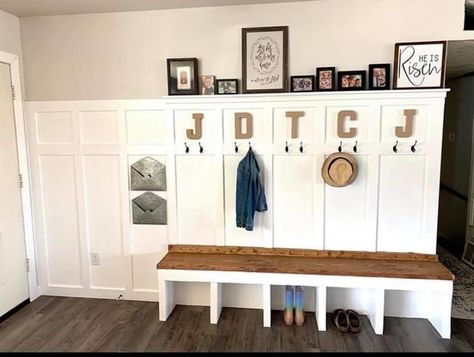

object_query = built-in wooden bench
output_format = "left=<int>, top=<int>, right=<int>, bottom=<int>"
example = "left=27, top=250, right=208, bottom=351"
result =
left=157, top=245, right=454, bottom=338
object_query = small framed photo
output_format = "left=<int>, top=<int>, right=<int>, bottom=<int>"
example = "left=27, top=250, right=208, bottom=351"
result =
left=200, top=75, right=215, bottom=95
left=290, top=76, right=315, bottom=92
left=368, top=64, right=391, bottom=90
left=337, top=71, right=367, bottom=91
left=166, top=58, right=199, bottom=95
left=393, top=41, right=447, bottom=89
left=215, top=79, right=239, bottom=95
left=316, top=67, right=336, bottom=91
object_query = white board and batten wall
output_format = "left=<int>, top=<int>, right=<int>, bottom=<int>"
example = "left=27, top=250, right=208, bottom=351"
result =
left=26, top=89, right=447, bottom=315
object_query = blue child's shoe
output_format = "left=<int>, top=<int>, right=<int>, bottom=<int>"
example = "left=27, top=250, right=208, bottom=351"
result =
left=284, top=285, right=294, bottom=325
left=294, top=286, right=305, bottom=326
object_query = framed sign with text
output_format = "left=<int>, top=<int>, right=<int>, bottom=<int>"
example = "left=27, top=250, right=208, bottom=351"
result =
left=242, top=26, right=288, bottom=93
left=393, top=41, right=447, bottom=89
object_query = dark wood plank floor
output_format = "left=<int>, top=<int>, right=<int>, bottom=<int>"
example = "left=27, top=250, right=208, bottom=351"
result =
left=0, top=296, right=472, bottom=352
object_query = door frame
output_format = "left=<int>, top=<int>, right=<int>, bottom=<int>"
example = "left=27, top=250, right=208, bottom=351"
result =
left=0, top=50, right=39, bottom=300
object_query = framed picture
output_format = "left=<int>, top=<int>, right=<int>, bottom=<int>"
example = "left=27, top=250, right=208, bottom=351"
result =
left=337, top=71, right=367, bottom=91
left=316, top=67, right=336, bottom=91
left=290, top=75, right=315, bottom=92
left=242, top=26, right=288, bottom=93
left=368, top=64, right=391, bottom=90
left=393, top=41, right=447, bottom=89
left=216, top=79, right=239, bottom=94
left=167, top=58, right=199, bottom=95
left=200, top=75, right=215, bottom=95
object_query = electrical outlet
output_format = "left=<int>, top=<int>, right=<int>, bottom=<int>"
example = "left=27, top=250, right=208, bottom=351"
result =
left=448, top=132, right=456, bottom=142
left=91, top=252, right=101, bottom=266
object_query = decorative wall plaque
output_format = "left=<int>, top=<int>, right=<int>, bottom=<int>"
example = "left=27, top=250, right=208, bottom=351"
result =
left=132, top=192, right=167, bottom=225
left=130, top=157, right=166, bottom=191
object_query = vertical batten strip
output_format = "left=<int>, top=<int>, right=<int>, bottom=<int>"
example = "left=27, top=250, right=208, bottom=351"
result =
left=210, top=282, right=223, bottom=324
left=262, top=283, right=271, bottom=327
left=315, top=285, right=327, bottom=331
left=166, top=107, right=178, bottom=245
left=73, top=109, right=89, bottom=290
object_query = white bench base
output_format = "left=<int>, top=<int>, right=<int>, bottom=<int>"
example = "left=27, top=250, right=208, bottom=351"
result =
left=157, top=269, right=453, bottom=339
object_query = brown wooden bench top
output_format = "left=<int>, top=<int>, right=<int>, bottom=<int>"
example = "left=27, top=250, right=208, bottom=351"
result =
left=157, top=245, right=454, bottom=281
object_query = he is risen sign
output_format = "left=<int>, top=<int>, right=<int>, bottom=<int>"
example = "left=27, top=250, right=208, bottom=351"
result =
left=394, top=41, right=447, bottom=89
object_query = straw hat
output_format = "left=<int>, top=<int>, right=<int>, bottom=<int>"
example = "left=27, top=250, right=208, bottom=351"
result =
left=321, top=152, right=358, bottom=187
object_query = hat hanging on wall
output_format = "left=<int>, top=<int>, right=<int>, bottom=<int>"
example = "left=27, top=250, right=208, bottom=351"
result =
left=321, top=152, right=358, bottom=187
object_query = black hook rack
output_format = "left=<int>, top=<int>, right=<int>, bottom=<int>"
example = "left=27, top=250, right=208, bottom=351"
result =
left=285, top=141, right=289, bottom=153
left=353, top=141, right=358, bottom=153
left=393, top=140, right=398, bottom=153
left=184, top=142, right=189, bottom=154
left=249, top=142, right=252, bottom=151
left=234, top=142, right=238, bottom=153
left=338, top=141, right=342, bottom=153
left=199, top=142, right=204, bottom=154
left=411, top=140, right=417, bottom=153
left=299, top=142, right=304, bottom=153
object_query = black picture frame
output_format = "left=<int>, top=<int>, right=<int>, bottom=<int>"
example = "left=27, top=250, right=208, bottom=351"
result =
left=393, top=41, right=447, bottom=89
left=215, top=79, right=239, bottom=95
left=167, top=58, right=199, bottom=95
left=337, top=70, right=367, bottom=91
left=290, top=75, right=315, bottom=92
left=242, top=26, right=288, bottom=94
left=316, top=67, right=336, bottom=91
left=368, top=64, right=391, bottom=90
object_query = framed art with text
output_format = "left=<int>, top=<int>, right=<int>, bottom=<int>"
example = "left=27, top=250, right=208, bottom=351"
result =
left=167, top=58, right=199, bottom=95
left=393, top=41, right=447, bottom=89
left=242, top=26, right=288, bottom=93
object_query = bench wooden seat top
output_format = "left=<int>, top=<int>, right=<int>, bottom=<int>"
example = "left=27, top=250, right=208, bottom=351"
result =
left=157, top=245, right=454, bottom=281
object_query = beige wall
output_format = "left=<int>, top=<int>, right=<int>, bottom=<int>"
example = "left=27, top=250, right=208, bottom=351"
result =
left=20, top=0, right=474, bottom=101
left=0, top=9, right=21, bottom=56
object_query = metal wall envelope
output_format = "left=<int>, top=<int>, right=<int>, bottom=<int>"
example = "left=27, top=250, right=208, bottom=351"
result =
left=132, top=192, right=167, bottom=225
left=130, top=157, right=166, bottom=191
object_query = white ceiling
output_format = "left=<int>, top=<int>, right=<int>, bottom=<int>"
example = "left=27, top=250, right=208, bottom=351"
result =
left=0, top=0, right=314, bottom=17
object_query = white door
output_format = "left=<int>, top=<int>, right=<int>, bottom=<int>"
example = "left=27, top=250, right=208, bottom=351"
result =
left=0, top=62, right=29, bottom=317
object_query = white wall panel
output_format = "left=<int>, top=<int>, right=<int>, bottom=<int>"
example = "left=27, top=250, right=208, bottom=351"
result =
left=223, top=155, right=266, bottom=247
left=377, top=155, right=426, bottom=252
left=80, top=111, right=119, bottom=144
left=325, top=155, right=376, bottom=251
left=176, top=155, right=217, bottom=245
left=39, top=155, right=82, bottom=287
left=132, top=252, right=164, bottom=292
left=36, top=111, right=73, bottom=144
left=273, top=155, right=320, bottom=249
left=83, top=155, right=128, bottom=289
left=26, top=91, right=447, bottom=317
left=126, top=110, right=166, bottom=144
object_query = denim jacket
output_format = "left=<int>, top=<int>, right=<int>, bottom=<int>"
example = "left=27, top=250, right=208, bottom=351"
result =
left=236, top=148, right=268, bottom=231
